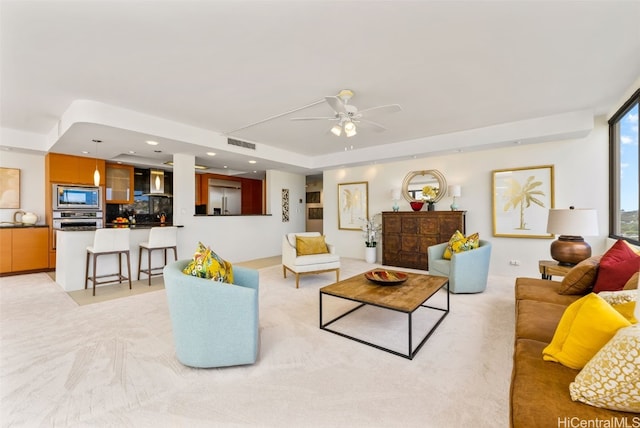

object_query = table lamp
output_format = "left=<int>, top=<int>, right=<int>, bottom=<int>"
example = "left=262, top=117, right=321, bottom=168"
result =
left=546, top=207, right=598, bottom=266
left=448, top=185, right=461, bottom=211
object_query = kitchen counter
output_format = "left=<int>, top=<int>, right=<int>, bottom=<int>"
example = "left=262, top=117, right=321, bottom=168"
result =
left=53, top=224, right=182, bottom=231
left=55, top=227, right=181, bottom=292
left=0, top=223, right=49, bottom=228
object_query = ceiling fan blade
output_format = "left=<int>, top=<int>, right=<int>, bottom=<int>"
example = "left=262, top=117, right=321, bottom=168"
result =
left=291, top=116, right=338, bottom=121
left=358, top=104, right=402, bottom=116
left=357, top=118, right=388, bottom=132
left=325, top=96, right=347, bottom=114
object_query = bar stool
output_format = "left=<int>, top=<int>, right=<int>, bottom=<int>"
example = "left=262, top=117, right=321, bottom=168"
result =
left=138, top=226, right=178, bottom=285
left=85, top=228, right=132, bottom=296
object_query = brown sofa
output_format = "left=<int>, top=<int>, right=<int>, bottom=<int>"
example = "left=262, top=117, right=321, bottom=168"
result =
left=510, top=277, right=637, bottom=427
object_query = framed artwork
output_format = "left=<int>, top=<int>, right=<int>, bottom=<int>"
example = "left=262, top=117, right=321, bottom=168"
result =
left=492, top=165, right=555, bottom=238
left=281, top=188, right=289, bottom=222
left=0, top=167, right=20, bottom=209
left=306, top=191, right=321, bottom=204
left=308, top=207, right=323, bottom=220
left=338, top=181, right=368, bottom=230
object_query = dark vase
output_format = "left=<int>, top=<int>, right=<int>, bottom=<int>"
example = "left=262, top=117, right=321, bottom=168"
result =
left=427, top=202, right=435, bottom=211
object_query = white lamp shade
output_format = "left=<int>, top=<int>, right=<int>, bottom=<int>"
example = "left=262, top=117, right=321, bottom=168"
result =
left=448, top=185, right=461, bottom=197
left=330, top=125, right=342, bottom=136
left=93, top=168, right=100, bottom=186
left=546, top=208, right=599, bottom=236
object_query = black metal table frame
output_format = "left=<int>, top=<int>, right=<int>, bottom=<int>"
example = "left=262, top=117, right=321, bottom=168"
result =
left=319, top=283, right=450, bottom=360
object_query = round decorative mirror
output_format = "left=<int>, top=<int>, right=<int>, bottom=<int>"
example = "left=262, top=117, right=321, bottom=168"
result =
left=401, top=170, right=447, bottom=203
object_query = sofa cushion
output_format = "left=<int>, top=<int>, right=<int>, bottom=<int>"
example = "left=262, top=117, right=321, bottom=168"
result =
left=443, top=230, right=479, bottom=260
left=510, top=338, right=632, bottom=428
left=569, top=324, right=640, bottom=413
left=542, top=293, right=631, bottom=369
left=182, top=242, right=234, bottom=283
left=291, top=252, right=340, bottom=267
left=295, top=235, right=329, bottom=256
left=558, top=256, right=601, bottom=295
left=516, top=299, right=567, bottom=343
left=593, top=240, right=640, bottom=293
left=624, top=271, right=639, bottom=290
left=515, top=277, right=581, bottom=306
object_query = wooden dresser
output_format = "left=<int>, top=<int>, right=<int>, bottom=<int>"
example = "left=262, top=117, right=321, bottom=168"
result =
left=382, top=211, right=466, bottom=270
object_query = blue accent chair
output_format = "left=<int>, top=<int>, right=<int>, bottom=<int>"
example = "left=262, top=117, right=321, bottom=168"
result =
left=427, top=240, right=492, bottom=294
left=163, top=259, right=259, bottom=368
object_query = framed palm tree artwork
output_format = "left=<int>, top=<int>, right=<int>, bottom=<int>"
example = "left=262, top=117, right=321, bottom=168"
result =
left=492, top=165, right=555, bottom=238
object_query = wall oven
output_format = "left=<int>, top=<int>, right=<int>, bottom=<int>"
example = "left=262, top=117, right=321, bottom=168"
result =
left=53, top=184, right=102, bottom=211
left=52, top=211, right=103, bottom=249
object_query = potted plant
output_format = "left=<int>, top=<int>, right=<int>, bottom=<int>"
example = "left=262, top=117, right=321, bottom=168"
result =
left=422, top=185, right=439, bottom=211
left=361, top=214, right=382, bottom=263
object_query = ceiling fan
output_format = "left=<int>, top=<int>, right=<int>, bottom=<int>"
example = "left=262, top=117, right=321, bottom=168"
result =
left=291, top=89, right=402, bottom=137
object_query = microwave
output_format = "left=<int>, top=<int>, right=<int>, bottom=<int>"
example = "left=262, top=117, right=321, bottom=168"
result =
left=53, top=184, right=102, bottom=210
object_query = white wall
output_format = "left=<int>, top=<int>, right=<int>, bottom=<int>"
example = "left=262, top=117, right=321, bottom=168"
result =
left=0, top=151, right=46, bottom=224
left=323, top=115, right=610, bottom=277
left=0, top=113, right=612, bottom=274
left=172, top=167, right=307, bottom=263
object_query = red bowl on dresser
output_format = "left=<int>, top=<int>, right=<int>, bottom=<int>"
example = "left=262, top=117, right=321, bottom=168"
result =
left=410, top=201, right=425, bottom=211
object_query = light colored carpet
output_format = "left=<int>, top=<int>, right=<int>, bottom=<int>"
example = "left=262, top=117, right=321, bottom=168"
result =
left=0, top=258, right=515, bottom=427
left=65, top=256, right=282, bottom=306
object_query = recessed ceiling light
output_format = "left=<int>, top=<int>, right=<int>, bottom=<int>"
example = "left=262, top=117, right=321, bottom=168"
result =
left=223, top=166, right=228, bottom=169
left=146, top=140, right=159, bottom=146
left=248, top=160, right=257, bottom=164
left=206, top=152, right=216, bottom=156
left=81, top=150, right=89, bottom=154
left=128, top=150, right=135, bottom=154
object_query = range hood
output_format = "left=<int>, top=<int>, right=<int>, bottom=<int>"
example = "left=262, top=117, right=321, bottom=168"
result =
left=144, top=169, right=172, bottom=197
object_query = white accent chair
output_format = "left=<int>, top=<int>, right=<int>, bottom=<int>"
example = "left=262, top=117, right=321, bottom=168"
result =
left=282, top=232, right=340, bottom=288
left=85, top=228, right=132, bottom=296
left=138, top=226, right=178, bottom=285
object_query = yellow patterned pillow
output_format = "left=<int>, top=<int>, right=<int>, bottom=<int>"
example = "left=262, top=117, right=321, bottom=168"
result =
left=569, top=324, right=640, bottom=412
left=443, top=231, right=480, bottom=260
left=542, top=293, right=631, bottom=369
left=182, top=242, right=234, bottom=283
left=296, top=235, right=329, bottom=256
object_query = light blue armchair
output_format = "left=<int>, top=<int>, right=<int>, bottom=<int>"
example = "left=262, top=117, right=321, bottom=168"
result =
left=163, top=260, right=259, bottom=368
left=427, top=240, right=492, bottom=294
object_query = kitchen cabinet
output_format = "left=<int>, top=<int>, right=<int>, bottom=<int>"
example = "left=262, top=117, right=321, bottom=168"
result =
left=0, top=227, right=49, bottom=274
left=45, top=153, right=105, bottom=185
left=0, top=229, right=12, bottom=273
left=382, top=211, right=466, bottom=270
left=106, top=163, right=134, bottom=203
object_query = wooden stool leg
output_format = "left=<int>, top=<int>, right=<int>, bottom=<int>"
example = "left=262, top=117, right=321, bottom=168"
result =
left=118, top=253, right=123, bottom=284
left=172, top=246, right=177, bottom=261
left=147, top=248, right=152, bottom=285
left=85, top=251, right=90, bottom=290
left=125, top=251, right=132, bottom=290
left=92, top=253, right=98, bottom=296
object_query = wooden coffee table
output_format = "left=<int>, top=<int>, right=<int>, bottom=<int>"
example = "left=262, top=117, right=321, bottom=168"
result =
left=319, top=270, right=449, bottom=360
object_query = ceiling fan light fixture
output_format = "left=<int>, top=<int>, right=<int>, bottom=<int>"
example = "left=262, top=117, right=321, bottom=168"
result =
left=344, top=121, right=357, bottom=137
left=331, top=124, right=342, bottom=136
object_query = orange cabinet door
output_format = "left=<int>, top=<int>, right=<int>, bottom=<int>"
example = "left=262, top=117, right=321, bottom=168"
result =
left=47, top=153, right=105, bottom=185
left=0, top=229, right=12, bottom=273
left=11, top=228, right=49, bottom=272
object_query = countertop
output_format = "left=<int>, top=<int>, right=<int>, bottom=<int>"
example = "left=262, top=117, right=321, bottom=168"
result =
left=0, top=223, right=49, bottom=229
left=55, top=224, right=182, bottom=231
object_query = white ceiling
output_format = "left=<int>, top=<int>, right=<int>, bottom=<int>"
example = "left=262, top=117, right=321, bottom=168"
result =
left=2, top=1, right=639, bottom=177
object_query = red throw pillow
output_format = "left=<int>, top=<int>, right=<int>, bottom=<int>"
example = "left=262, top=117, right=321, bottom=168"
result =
left=592, top=240, right=640, bottom=293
